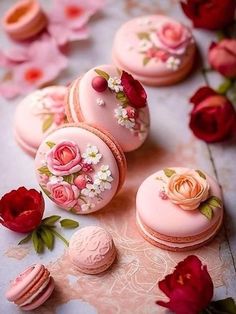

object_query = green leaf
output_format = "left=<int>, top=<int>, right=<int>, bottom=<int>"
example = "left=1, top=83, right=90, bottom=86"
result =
left=63, top=174, right=74, bottom=184
left=32, top=230, right=44, bottom=254
left=137, top=32, right=150, bottom=40
left=38, top=166, right=52, bottom=176
left=143, top=57, right=151, bottom=66
left=163, top=168, right=176, bottom=178
left=18, top=233, right=32, bottom=245
left=94, top=69, right=109, bottom=80
left=195, top=170, right=206, bottom=179
left=46, top=141, right=56, bottom=149
left=199, top=203, right=213, bottom=220
left=42, top=115, right=53, bottom=133
left=216, top=30, right=225, bottom=41
left=206, top=196, right=222, bottom=209
left=39, top=227, right=54, bottom=250
left=209, top=298, right=236, bottom=314
left=42, top=215, right=61, bottom=226
left=217, top=78, right=232, bottom=95
left=60, top=219, right=79, bottom=229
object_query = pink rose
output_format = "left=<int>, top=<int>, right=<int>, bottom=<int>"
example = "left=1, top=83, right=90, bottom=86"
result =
left=47, top=181, right=79, bottom=208
left=167, top=170, right=209, bottom=210
left=208, top=39, right=236, bottom=78
left=74, top=174, right=92, bottom=189
left=151, top=22, right=191, bottom=55
left=47, top=140, right=82, bottom=176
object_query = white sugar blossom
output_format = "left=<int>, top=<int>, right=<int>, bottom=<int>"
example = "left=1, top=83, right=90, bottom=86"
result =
left=94, top=165, right=113, bottom=191
left=81, top=202, right=95, bottom=212
left=81, top=183, right=101, bottom=198
left=96, top=98, right=105, bottom=106
left=114, top=106, right=135, bottom=130
left=49, top=176, right=63, bottom=184
left=108, top=77, right=123, bottom=93
left=166, top=56, right=181, bottom=71
left=138, top=39, right=153, bottom=52
left=82, top=144, right=102, bottom=165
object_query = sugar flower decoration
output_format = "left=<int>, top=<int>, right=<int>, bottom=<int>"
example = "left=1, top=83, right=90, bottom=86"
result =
left=82, top=144, right=102, bottom=165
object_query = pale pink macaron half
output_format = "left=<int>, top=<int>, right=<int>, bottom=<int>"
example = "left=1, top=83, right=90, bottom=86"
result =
left=69, top=226, right=117, bottom=274
left=14, top=86, right=67, bottom=157
left=136, top=167, right=223, bottom=251
left=35, top=123, right=127, bottom=214
left=112, top=15, right=196, bottom=86
left=66, top=64, right=150, bottom=152
left=6, top=264, right=54, bottom=311
left=2, top=0, right=47, bottom=40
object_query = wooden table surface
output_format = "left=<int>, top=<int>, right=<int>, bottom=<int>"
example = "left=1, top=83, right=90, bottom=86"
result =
left=0, top=0, right=235, bottom=313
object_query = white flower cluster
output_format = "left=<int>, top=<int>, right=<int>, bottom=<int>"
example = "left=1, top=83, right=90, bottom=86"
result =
left=81, top=202, right=95, bottom=212
left=82, top=144, right=102, bottom=165
left=114, top=106, right=135, bottom=130
left=166, top=56, right=181, bottom=70
left=96, top=98, right=105, bottom=106
left=108, top=77, right=123, bottom=93
left=81, top=165, right=113, bottom=199
left=138, top=39, right=152, bottom=52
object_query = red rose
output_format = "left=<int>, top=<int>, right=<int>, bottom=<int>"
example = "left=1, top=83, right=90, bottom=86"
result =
left=208, top=40, right=236, bottom=78
left=121, top=71, right=147, bottom=108
left=189, top=87, right=236, bottom=142
left=0, top=187, right=44, bottom=233
left=180, top=0, right=236, bottom=30
left=156, top=255, right=213, bottom=314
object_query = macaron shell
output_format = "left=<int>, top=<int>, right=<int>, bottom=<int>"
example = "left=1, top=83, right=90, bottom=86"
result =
left=136, top=167, right=223, bottom=238
left=20, top=278, right=54, bottom=311
left=112, top=15, right=195, bottom=85
left=35, top=124, right=125, bottom=214
left=14, top=86, right=67, bottom=156
left=67, top=65, right=150, bottom=152
left=69, top=226, right=117, bottom=274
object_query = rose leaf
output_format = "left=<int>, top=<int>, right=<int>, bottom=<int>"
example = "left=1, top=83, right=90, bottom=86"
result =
left=42, top=115, right=53, bottom=133
left=206, top=196, right=222, bottom=209
left=199, top=203, right=213, bottom=220
left=46, top=141, right=56, bottom=149
left=42, top=215, right=61, bottom=226
left=163, top=168, right=176, bottom=178
left=94, top=69, right=109, bottom=80
left=143, top=57, right=151, bottom=66
left=195, top=170, right=206, bottom=179
left=63, top=174, right=74, bottom=184
left=209, top=297, right=236, bottom=313
left=32, top=230, right=44, bottom=254
left=18, top=233, right=32, bottom=245
left=137, top=32, right=150, bottom=40
left=217, top=78, right=232, bottom=95
left=60, top=219, right=79, bottom=229
left=38, top=166, right=52, bottom=176
left=39, top=226, right=54, bottom=251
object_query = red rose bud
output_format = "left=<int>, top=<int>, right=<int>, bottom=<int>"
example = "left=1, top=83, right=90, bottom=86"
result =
left=92, top=76, right=108, bottom=92
left=180, top=0, right=236, bottom=30
left=208, top=40, right=236, bottom=78
left=189, top=87, right=236, bottom=143
left=156, top=255, right=214, bottom=314
left=121, top=71, right=147, bottom=108
left=0, top=187, right=44, bottom=233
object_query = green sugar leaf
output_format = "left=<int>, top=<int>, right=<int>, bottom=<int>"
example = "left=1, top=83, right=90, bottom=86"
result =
left=199, top=203, right=213, bottom=220
left=195, top=170, right=206, bottom=179
left=60, top=219, right=79, bottom=229
left=94, top=69, right=109, bottom=80
left=42, top=215, right=61, bottom=226
left=163, top=168, right=176, bottom=178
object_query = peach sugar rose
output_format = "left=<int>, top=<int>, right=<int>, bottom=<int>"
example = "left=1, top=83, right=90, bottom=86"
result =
left=167, top=170, right=209, bottom=210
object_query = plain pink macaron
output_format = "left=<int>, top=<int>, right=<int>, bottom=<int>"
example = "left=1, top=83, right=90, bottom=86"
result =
left=14, top=86, right=67, bottom=157
left=6, top=264, right=54, bottom=311
left=69, top=226, right=117, bottom=274
left=35, top=123, right=127, bottom=214
left=136, top=167, right=223, bottom=251
left=112, top=15, right=196, bottom=86
left=2, top=0, right=47, bottom=41
left=65, top=64, right=150, bottom=152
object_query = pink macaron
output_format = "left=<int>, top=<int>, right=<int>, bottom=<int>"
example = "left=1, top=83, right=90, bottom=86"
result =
left=112, top=15, right=196, bottom=86
left=69, top=226, right=117, bottom=274
left=65, top=64, right=150, bottom=152
left=14, top=86, right=67, bottom=157
left=2, top=0, right=47, bottom=41
left=6, top=264, right=54, bottom=311
left=136, top=167, right=223, bottom=251
left=35, top=123, right=127, bottom=214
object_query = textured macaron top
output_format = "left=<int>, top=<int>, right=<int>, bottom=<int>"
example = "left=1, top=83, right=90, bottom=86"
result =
left=112, top=15, right=195, bottom=77
left=69, top=226, right=115, bottom=269
left=35, top=124, right=126, bottom=214
left=67, top=64, right=150, bottom=152
left=14, top=86, right=67, bottom=152
left=136, top=167, right=223, bottom=238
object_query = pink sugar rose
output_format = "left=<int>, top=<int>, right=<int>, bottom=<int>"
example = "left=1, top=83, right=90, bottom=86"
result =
left=47, top=181, right=79, bottom=208
left=74, top=174, right=92, bottom=190
left=208, top=39, right=236, bottom=78
left=151, top=21, right=191, bottom=55
left=47, top=140, right=82, bottom=176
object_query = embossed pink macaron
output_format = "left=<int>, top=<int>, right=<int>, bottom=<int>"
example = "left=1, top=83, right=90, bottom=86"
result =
left=14, top=86, right=67, bottom=157
left=112, top=15, right=196, bottom=86
left=2, top=0, right=47, bottom=41
left=69, top=226, right=117, bottom=274
left=136, top=167, right=223, bottom=251
left=35, top=123, right=126, bottom=214
left=6, top=264, right=54, bottom=311
left=66, top=64, right=150, bottom=152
